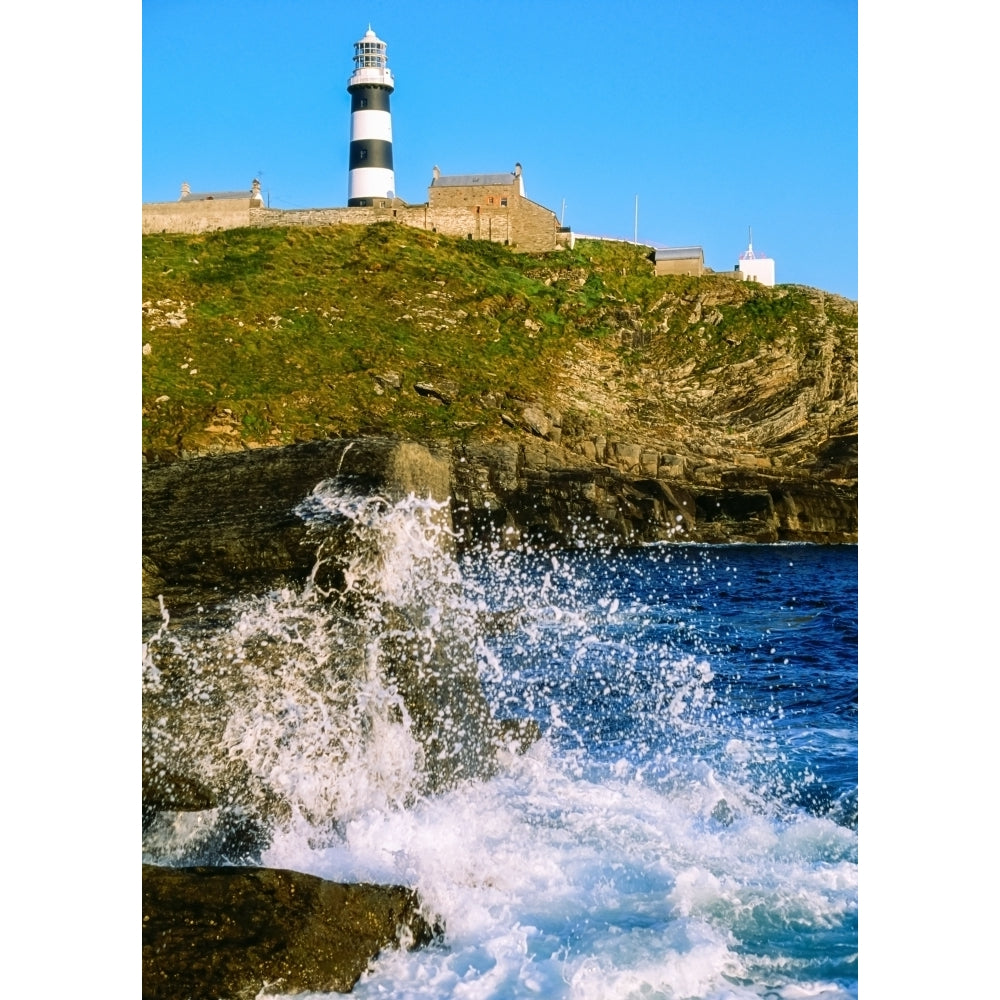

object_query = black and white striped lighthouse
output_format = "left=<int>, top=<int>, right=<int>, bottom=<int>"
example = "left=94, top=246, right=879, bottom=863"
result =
left=346, top=26, right=395, bottom=206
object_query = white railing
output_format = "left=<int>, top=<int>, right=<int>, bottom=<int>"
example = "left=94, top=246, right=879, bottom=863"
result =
left=347, top=67, right=394, bottom=88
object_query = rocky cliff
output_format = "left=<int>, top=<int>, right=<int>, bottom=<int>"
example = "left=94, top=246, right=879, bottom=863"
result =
left=142, top=226, right=857, bottom=549
left=143, top=433, right=854, bottom=633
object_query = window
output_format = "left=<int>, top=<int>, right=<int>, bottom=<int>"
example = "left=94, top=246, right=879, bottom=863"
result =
left=500, top=197, right=508, bottom=207
left=359, top=148, right=368, bottom=161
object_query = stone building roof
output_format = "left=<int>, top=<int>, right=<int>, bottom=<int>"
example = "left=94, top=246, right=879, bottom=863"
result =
left=180, top=189, right=253, bottom=201
left=430, top=173, right=516, bottom=187
left=653, top=246, right=704, bottom=260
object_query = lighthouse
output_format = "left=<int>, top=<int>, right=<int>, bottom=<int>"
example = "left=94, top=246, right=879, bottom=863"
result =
left=346, top=26, right=395, bottom=206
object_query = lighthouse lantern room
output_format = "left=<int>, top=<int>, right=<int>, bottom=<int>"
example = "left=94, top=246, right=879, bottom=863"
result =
left=347, top=27, right=396, bottom=206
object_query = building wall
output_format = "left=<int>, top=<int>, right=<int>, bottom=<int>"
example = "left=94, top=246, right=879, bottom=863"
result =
left=427, top=178, right=561, bottom=252
left=142, top=199, right=253, bottom=234
left=737, top=257, right=775, bottom=285
left=429, top=181, right=514, bottom=210
left=653, top=255, right=703, bottom=277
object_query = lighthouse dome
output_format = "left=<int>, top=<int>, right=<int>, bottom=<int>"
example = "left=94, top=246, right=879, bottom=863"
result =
left=350, top=25, right=392, bottom=81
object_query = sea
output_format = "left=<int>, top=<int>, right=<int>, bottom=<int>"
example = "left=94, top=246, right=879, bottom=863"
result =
left=142, top=486, right=858, bottom=1000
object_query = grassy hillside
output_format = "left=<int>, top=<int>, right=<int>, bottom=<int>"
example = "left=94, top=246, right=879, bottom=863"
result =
left=142, top=223, right=857, bottom=463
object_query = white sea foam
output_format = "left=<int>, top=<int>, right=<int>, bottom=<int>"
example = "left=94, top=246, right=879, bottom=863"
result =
left=259, top=741, right=856, bottom=999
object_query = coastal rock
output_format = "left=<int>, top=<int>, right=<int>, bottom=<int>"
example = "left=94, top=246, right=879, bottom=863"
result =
left=143, top=435, right=856, bottom=608
left=449, top=443, right=855, bottom=548
left=143, top=231, right=857, bottom=502
left=143, top=436, right=505, bottom=843
left=142, top=437, right=453, bottom=614
left=142, top=753, right=217, bottom=823
left=521, top=405, right=551, bottom=439
left=142, top=864, right=440, bottom=999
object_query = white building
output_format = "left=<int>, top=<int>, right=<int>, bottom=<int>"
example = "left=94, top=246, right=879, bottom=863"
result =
left=735, top=229, right=775, bottom=286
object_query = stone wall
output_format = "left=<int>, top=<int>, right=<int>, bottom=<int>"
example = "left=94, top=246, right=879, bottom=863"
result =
left=142, top=199, right=254, bottom=234
left=247, top=196, right=561, bottom=251
left=428, top=181, right=515, bottom=210
left=248, top=204, right=426, bottom=229
left=145, top=182, right=565, bottom=251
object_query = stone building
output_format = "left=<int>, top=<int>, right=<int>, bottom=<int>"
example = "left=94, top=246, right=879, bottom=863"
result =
left=651, top=246, right=705, bottom=276
left=142, top=180, right=264, bottom=234
left=424, top=163, right=572, bottom=251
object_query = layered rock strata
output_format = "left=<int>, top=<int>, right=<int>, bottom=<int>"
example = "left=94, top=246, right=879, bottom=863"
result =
left=143, top=436, right=856, bottom=624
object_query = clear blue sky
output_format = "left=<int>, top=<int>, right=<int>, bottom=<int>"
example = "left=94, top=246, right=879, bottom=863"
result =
left=142, top=0, right=857, bottom=299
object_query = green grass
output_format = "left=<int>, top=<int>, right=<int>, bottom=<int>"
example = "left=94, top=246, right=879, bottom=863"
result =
left=142, top=224, right=857, bottom=461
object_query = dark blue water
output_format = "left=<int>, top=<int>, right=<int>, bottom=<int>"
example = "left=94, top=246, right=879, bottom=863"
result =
left=466, top=543, right=857, bottom=825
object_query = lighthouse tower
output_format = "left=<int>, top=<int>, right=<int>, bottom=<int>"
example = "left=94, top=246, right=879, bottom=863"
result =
left=346, top=26, right=395, bottom=206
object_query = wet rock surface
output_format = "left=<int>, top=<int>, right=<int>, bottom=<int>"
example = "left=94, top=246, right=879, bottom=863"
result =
left=143, top=435, right=856, bottom=622
left=450, top=440, right=856, bottom=550
left=142, top=864, right=440, bottom=999
left=142, top=438, right=453, bottom=619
